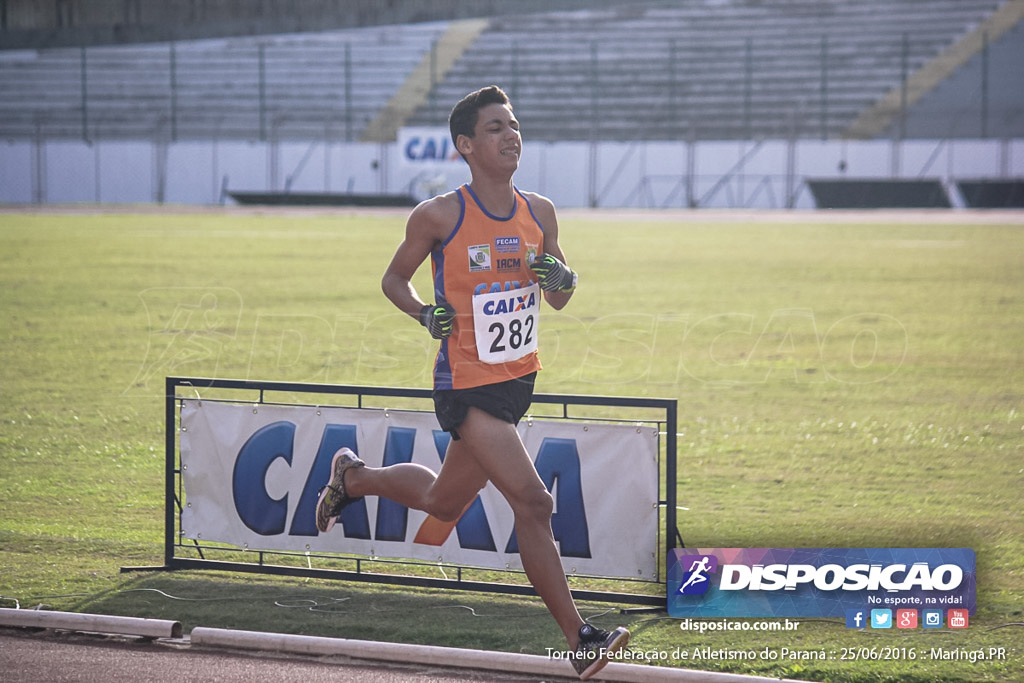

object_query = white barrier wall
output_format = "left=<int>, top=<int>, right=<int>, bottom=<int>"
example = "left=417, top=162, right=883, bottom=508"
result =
left=1, top=136, right=1021, bottom=208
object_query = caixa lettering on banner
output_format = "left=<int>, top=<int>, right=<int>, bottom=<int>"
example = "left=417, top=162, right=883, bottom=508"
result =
left=179, top=400, right=659, bottom=579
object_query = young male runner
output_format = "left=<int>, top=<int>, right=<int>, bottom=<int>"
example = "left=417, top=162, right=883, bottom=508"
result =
left=316, top=85, right=628, bottom=679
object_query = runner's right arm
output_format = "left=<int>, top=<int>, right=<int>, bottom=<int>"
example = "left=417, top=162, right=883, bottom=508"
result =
left=381, top=193, right=460, bottom=324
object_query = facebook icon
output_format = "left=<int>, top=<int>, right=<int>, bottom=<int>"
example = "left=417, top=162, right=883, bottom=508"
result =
left=845, top=609, right=867, bottom=629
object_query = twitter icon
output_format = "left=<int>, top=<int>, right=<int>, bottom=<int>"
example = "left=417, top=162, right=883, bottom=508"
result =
left=871, top=609, right=893, bottom=629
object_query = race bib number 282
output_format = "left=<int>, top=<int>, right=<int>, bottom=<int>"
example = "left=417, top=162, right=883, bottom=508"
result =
left=471, top=282, right=540, bottom=364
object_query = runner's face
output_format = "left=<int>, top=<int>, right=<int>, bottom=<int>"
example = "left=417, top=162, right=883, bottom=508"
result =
left=467, top=103, right=521, bottom=169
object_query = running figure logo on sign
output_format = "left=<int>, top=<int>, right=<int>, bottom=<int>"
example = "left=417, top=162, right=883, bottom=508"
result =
left=676, top=555, right=718, bottom=595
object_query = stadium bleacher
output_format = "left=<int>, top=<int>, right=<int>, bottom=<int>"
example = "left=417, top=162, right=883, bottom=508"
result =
left=0, top=0, right=1020, bottom=144
left=408, top=0, right=1012, bottom=141
left=0, top=22, right=450, bottom=141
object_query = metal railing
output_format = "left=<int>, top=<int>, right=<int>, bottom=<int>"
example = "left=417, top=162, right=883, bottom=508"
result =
left=134, top=376, right=682, bottom=607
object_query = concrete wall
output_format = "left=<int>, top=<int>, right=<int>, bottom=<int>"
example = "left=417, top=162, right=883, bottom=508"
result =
left=2, top=136, right=1021, bottom=209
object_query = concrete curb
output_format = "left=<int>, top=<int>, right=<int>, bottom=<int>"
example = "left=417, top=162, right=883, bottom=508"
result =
left=0, top=607, right=182, bottom=639
left=190, top=626, right=793, bottom=682
left=0, top=608, right=797, bottom=682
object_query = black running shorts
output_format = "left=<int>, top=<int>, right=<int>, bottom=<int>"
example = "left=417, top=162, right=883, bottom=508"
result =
left=433, top=372, right=537, bottom=440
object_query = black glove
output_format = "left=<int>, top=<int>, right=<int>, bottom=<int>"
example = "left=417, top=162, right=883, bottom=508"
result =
left=418, top=302, right=456, bottom=339
left=530, top=253, right=577, bottom=292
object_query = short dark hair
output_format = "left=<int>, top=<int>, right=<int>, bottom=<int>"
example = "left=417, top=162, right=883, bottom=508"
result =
left=449, top=85, right=511, bottom=148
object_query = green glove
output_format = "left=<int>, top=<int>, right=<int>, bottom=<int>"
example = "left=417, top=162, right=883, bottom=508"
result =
left=530, top=254, right=577, bottom=292
left=418, top=302, right=455, bottom=339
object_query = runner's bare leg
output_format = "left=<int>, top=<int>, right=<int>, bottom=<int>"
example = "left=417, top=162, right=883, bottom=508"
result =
left=453, top=408, right=585, bottom=646
left=343, top=407, right=585, bottom=646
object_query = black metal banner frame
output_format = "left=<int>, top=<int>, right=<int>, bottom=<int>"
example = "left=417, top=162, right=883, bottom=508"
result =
left=135, top=376, right=680, bottom=607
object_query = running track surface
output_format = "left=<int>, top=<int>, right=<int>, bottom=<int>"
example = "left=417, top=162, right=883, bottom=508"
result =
left=0, top=629, right=549, bottom=683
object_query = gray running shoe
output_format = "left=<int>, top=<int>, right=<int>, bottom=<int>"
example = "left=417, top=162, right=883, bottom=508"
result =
left=571, top=623, right=630, bottom=680
left=315, top=448, right=365, bottom=533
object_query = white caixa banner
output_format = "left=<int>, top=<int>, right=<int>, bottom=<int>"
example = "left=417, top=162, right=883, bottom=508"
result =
left=179, top=400, right=659, bottom=579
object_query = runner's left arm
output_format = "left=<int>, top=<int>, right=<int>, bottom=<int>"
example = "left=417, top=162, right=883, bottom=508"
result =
left=526, top=193, right=575, bottom=310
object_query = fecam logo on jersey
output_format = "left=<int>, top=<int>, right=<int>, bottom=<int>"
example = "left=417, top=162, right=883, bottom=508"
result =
left=495, top=236, right=520, bottom=253
left=667, top=548, right=976, bottom=619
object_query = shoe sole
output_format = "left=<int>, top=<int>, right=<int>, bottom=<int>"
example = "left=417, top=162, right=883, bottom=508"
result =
left=578, top=627, right=630, bottom=681
left=315, top=448, right=357, bottom=533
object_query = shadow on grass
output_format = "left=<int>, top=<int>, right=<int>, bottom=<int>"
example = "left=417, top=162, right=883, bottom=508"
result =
left=71, top=571, right=645, bottom=655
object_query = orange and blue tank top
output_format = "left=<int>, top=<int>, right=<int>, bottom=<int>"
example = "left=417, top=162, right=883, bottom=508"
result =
left=431, top=184, right=544, bottom=390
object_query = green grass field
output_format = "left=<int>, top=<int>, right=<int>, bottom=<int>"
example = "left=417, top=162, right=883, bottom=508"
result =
left=1, top=207, right=1022, bottom=682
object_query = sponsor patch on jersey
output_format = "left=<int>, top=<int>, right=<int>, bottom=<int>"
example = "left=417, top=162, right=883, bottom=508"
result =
left=525, top=243, right=539, bottom=265
left=468, top=244, right=491, bottom=272
left=496, top=256, right=522, bottom=273
left=495, top=236, right=520, bottom=253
